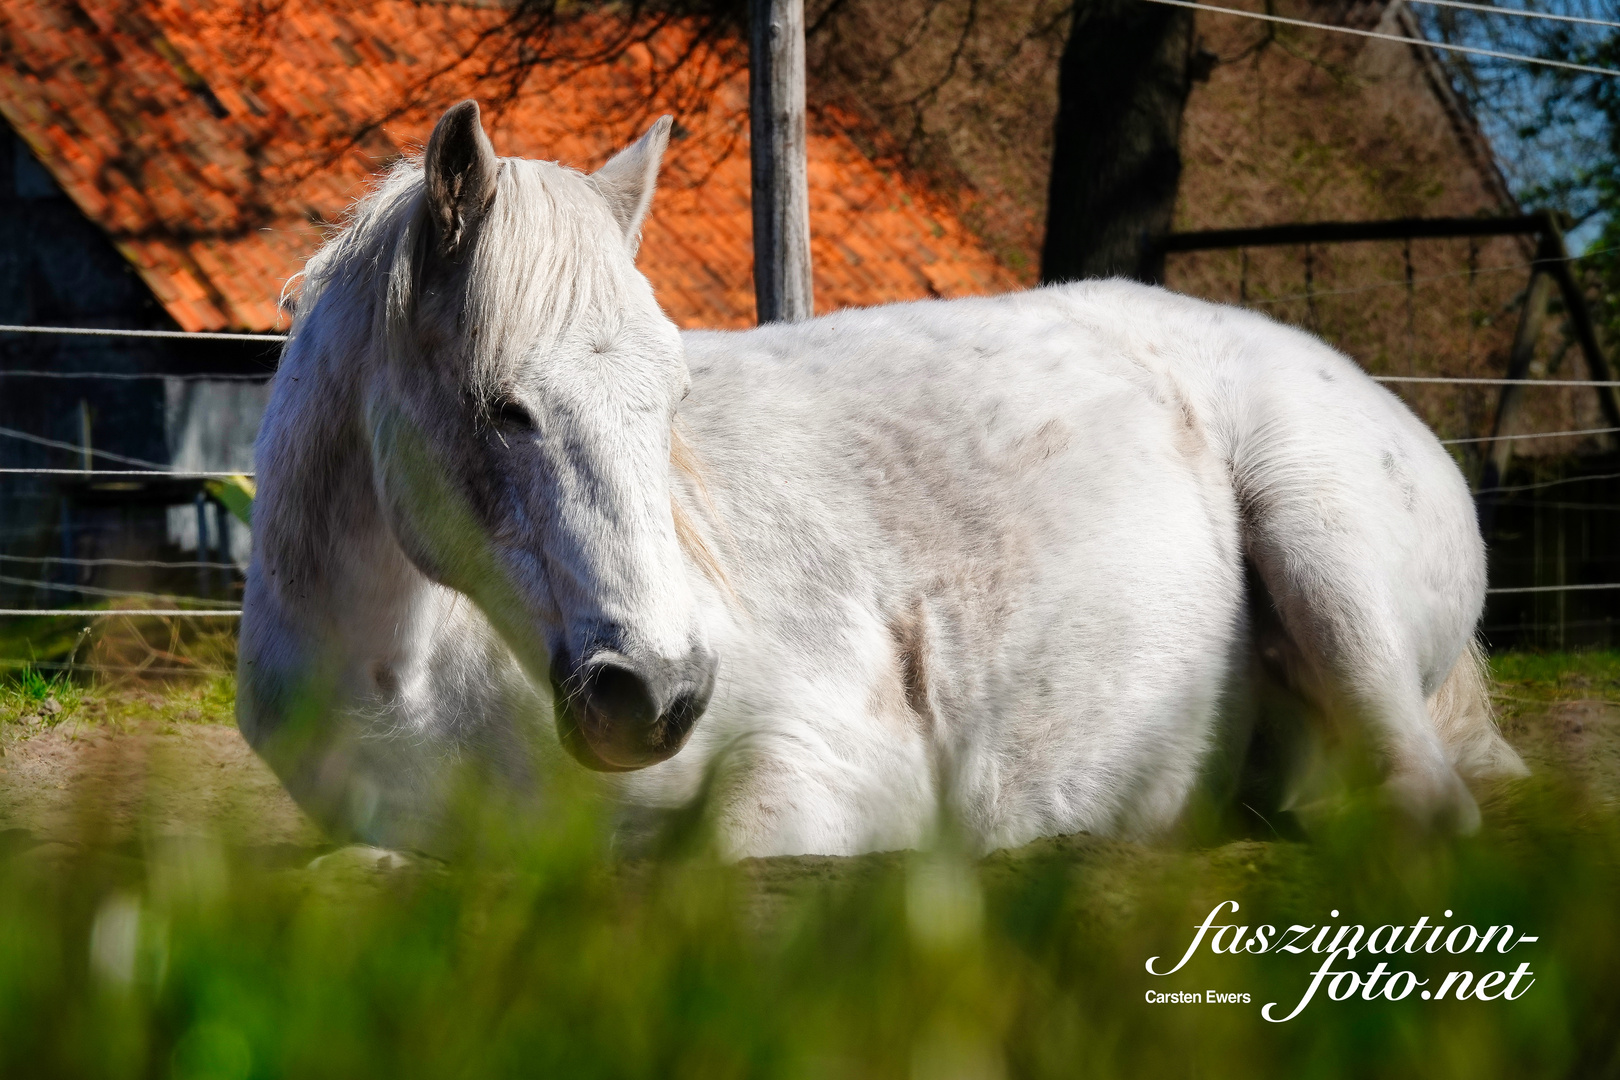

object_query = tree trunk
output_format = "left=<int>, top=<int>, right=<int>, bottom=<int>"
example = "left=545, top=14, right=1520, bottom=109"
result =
left=1041, top=0, right=1195, bottom=285
left=750, top=0, right=815, bottom=323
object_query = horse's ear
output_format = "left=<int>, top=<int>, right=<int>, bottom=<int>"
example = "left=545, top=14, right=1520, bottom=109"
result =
left=589, top=116, right=673, bottom=255
left=423, top=100, right=499, bottom=260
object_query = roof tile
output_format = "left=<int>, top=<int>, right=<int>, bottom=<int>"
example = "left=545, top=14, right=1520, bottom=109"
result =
left=0, top=0, right=1018, bottom=331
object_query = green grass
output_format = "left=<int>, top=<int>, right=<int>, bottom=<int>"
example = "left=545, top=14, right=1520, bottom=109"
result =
left=0, top=615, right=93, bottom=675
left=1, top=658, right=1618, bottom=1079
left=0, top=609, right=238, bottom=681
left=0, top=660, right=83, bottom=729
left=1490, top=650, right=1620, bottom=698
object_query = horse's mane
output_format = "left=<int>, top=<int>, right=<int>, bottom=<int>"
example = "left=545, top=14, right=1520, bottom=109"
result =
left=670, top=422, right=733, bottom=597
left=281, top=160, right=421, bottom=366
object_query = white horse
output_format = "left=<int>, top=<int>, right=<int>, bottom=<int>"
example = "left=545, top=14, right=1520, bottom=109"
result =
left=238, top=101, right=1525, bottom=859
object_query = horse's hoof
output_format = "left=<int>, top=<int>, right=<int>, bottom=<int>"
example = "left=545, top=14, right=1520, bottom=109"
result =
left=306, top=844, right=415, bottom=874
left=1387, top=767, right=1481, bottom=835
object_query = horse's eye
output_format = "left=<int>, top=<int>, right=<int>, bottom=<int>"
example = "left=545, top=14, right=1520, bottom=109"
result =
left=491, top=398, right=535, bottom=431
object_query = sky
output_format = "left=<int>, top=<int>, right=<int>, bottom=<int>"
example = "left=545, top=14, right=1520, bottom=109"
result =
left=1411, top=0, right=1618, bottom=252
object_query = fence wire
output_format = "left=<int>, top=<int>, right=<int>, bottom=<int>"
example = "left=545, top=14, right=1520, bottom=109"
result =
left=0, top=610, right=241, bottom=618
left=0, top=553, right=232, bottom=571
left=7, top=314, right=1620, bottom=636
left=0, top=323, right=284, bottom=343
left=0, top=573, right=238, bottom=608
left=1138, top=0, right=1620, bottom=78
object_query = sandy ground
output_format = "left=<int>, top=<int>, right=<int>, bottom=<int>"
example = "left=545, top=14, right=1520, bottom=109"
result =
left=0, top=686, right=323, bottom=862
left=1495, top=696, right=1620, bottom=809
left=0, top=678, right=1614, bottom=867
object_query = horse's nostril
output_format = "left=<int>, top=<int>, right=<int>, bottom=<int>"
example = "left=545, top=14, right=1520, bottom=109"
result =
left=580, top=660, right=658, bottom=729
left=553, top=650, right=714, bottom=772
left=662, top=653, right=716, bottom=743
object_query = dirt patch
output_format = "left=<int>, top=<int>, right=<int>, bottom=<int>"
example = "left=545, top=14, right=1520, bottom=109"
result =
left=1494, top=696, right=1620, bottom=809
left=0, top=689, right=322, bottom=858
left=1, top=678, right=1616, bottom=863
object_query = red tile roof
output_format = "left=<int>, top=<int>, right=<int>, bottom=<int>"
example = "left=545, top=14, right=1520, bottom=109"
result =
left=0, top=0, right=1019, bottom=331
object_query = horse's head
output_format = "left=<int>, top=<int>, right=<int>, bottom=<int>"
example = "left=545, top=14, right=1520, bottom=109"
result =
left=361, top=101, right=716, bottom=773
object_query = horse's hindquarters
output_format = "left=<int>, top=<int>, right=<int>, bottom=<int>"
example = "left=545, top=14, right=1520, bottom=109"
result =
left=1200, top=315, right=1492, bottom=830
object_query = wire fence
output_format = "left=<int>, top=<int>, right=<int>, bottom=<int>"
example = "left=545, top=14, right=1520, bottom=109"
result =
left=0, top=370, right=271, bottom=382
left=0, top=425, right=170, bottom=469
left=7, top=312, right=1620, bottom=651
left=0, top=468, right=254, bottom=478
left=1138, top=0, right=1620, bottom=78
left=1234, top=241, right=1620, bottom=307
left=0, top=610, right=242, bottom=618
left=1407, top=0, right=1620, bottom=32
left=0, top=574, right=238, bottom=608
left=0, top=657, right=228, bottom=675
left=1477, top=471, right=1620, bottom=496
left=0, top=323, right=285, bottom=343
left=0, top=553, right=233, bottom=571
left=1441, top=426, right=1620, bottom=446
left=3, top=323, right=263, bottom=633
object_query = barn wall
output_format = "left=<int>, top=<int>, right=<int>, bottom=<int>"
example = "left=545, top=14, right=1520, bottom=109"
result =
left=1483, top=457, right=1620, bottom=650
left=0, top=120, right=274, bottom=616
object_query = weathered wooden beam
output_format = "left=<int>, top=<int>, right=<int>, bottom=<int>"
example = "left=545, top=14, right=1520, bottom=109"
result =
left=1156, top=214, right=1549, bottom=255
left=749, top=0, right=813, bottom=324
left=1541, top=221, right=1620, bottom=432
left=1481, top=265, right=1554, bottom=487
left=1476, top=239, right=1555, bottom=537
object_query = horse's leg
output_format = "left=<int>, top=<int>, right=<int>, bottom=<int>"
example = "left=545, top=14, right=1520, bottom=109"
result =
left=684, top=721, right=936, bottom=858
left=1241, top=522, right=1482, bottom=832
left=1190, top=560, right=1316, bottom=842
left=631, top=605, right=940, bottom=859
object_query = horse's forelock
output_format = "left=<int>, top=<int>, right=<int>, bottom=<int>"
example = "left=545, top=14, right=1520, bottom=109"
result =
left=455, top=159, right=643, bottom=387
left=368, top=158, right=639, bottom=393
left=288, top=155, right=631, bottom=386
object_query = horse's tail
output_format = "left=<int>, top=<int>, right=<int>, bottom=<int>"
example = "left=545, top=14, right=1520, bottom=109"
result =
left=1428, top=638, right=1529, bottom=782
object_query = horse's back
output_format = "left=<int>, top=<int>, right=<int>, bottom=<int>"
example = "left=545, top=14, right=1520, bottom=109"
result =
left=712, top=277, right=1486, bottom=682
left=676, top=280, right=1498, bottom=847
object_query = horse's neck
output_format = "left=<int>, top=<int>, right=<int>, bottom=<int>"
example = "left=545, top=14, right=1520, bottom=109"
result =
left=256, top=359, right=439, bottom=664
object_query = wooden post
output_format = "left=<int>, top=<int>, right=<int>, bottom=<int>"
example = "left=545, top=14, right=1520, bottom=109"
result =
left=1539, top=216, right=1620, bottom=432
left=749, top=0, right=813, bottom=323
left=1483, top=264, right=1554, bottom=485
left=78, top=398, right=92, bottom=472
left=1475, top=240, right=1555, bottom=537
left=195, top=491, right=211, bottom=600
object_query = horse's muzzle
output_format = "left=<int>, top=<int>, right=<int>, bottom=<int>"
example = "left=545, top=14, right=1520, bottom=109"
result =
left=551, top=646, right=716, bottom=772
